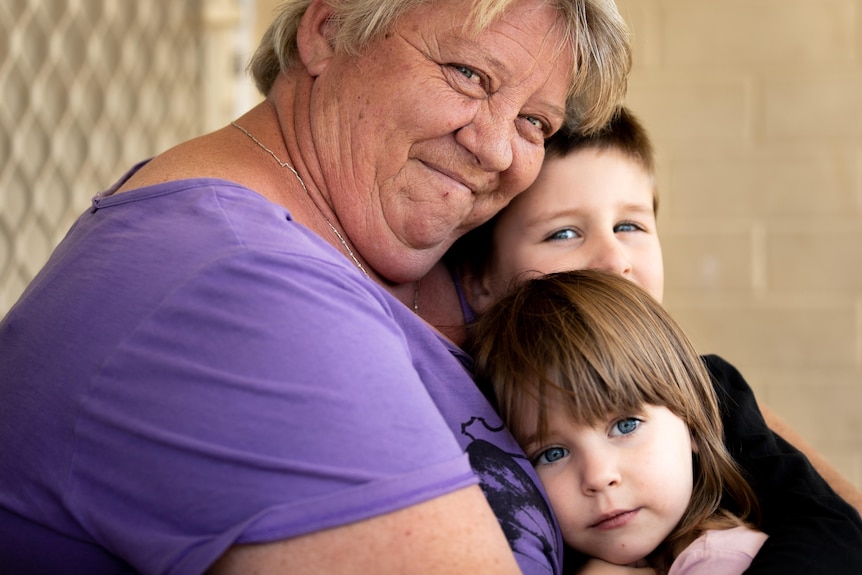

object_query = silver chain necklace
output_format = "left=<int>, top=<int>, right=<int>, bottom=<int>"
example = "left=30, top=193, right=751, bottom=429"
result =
left=231, top=121, right=370, bottom=278
left=231, top=121, right=421, bottom=313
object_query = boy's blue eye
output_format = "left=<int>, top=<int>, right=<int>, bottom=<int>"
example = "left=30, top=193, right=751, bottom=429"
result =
left=614, top=221, right=644, bottom=233
left=612, top=418, right=640, bottom=436
left=546, top=228, right=579, bottom=241
left=534, top=446, right=568, bottom=465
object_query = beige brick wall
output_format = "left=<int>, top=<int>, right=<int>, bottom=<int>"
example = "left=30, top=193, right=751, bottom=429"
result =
left=616, top=0, right=862, bottom=489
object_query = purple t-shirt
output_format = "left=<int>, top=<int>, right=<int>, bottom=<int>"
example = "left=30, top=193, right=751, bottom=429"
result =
left=0, top=167, right=560, bottom=575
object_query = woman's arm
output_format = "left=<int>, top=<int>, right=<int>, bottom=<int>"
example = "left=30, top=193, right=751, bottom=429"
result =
left=575, top=558, right=654, bottom=575
left=209, top=485, right=522, bottom=575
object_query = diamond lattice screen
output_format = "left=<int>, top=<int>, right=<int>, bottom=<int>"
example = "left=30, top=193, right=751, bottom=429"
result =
left=0, top=0, right=229, bottom=316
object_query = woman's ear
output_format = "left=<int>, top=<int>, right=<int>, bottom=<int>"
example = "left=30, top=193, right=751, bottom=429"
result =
left=296, top=0, right=337, bottom=77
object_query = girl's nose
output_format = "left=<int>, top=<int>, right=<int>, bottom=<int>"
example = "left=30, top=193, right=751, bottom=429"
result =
left=579, top=449, right=622, bottom=495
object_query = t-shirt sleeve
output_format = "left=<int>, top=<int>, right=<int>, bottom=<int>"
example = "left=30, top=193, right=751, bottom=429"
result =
left=67, top=250, right=477, bottom=574
left=668, top=527, right=767, bottom=575
left=704, top=354, right=862, bottom=574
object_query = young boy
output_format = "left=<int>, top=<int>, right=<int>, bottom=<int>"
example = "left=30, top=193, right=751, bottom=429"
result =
left=453, top=106, right=663, bottom=310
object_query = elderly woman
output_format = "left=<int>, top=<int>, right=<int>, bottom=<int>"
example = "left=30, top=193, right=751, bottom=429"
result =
left=0, top=0, right=630, bottom=574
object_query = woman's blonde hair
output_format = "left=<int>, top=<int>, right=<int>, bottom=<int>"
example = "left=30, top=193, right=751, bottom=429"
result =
left=467, top=270, right=760, bottom=571
left=249, top=0, right=631, bottom=134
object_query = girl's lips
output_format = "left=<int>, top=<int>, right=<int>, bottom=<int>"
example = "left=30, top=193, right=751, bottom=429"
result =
left=590, top=509, right=639, bottom=530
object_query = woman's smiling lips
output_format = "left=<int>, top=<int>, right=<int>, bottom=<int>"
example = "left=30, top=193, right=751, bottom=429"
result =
left=590, top=509, right=640, bottom=530
left=420, top=159, right=495, bottom=197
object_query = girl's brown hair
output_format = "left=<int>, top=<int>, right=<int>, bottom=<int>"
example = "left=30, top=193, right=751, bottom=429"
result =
left=467, top=269, right=759, bottom=571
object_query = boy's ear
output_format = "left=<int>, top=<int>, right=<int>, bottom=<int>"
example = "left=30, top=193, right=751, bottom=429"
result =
left=296, top=0, right=338, bottom=77
left=461, top=268, right=496, bottom=315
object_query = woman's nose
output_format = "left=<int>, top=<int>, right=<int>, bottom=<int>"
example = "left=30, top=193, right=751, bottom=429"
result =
left=455, top=109, right=515, bottom=173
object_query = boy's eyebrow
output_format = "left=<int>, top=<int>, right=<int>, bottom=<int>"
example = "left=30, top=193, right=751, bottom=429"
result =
left=617, top=202, right=656, bottom=216
left=524, top=201, right=656, bottom=228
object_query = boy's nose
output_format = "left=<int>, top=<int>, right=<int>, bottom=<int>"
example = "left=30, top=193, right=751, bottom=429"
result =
left=587, top=236, right=632, bottom=278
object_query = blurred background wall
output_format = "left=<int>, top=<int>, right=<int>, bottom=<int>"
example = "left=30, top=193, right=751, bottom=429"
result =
left=615, top=0, right=862, bottom=489
left=1, top=0, right=859, bottom=490
left=0, top=0, right=258, bottom=309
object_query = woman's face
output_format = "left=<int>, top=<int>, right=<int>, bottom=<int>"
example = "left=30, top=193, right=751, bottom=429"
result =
left=308, top=0, right=574, bottom=282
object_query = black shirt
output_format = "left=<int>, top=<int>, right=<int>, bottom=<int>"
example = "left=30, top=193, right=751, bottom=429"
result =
left=705, top=354, right=862, bottom=574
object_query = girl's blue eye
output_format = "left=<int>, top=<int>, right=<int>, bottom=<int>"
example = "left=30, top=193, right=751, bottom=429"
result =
left=613, top=418, right=640, bottom=436
left=534, top=446, right=569, bottom=465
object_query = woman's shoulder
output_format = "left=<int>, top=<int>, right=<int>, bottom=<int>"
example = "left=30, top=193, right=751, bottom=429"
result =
left=114, top=126, right=279, bottom=197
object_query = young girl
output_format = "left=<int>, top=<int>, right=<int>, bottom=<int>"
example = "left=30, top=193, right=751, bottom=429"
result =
left=467, top=269, right=767, bottom=574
